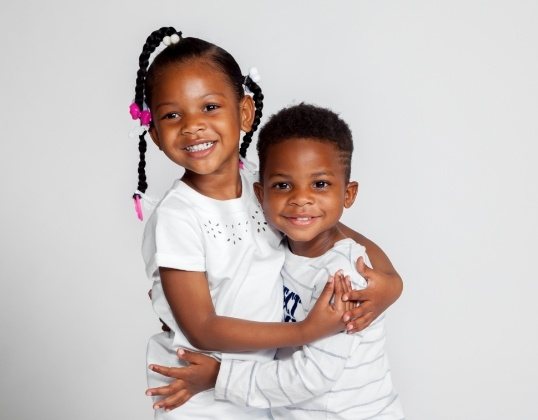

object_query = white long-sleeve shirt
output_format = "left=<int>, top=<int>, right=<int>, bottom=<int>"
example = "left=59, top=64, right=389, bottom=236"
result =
left=215, top=239, right=404, bottom=419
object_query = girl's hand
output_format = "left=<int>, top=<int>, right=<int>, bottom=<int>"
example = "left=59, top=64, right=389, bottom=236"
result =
left=342, top=256, right=402, bottom=333
left=146, top=349, right=220, bottom=412
left=301, top=271, right=352, bottom=341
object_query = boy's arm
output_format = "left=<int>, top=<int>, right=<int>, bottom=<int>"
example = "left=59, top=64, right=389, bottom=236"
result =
left=161, top=268, right=349, bottom=352
left=337, top=223, right=403, bottom=333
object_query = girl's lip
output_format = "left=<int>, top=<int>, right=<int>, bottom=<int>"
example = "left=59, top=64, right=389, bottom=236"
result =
left=183, top=140, right=216, bottom=153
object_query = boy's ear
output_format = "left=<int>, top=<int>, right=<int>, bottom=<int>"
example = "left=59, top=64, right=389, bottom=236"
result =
left=344, top=181, right=359, bottom=208
left=148, top=125, right=162, bottom=150
left=240, top=95, right=255, bottom=132
left=253, top=181, right=264, bottom=206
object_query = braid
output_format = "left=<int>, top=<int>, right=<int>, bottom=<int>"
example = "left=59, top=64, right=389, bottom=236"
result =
left=239, top=76, right=264, bottom=158
left=133, top=27, right=180, bottom=195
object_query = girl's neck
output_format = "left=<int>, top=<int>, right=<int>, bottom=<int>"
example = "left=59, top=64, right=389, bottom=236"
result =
left=287, top=226, right=347, bottom=258
left=182, top=168, right=242, bottom=200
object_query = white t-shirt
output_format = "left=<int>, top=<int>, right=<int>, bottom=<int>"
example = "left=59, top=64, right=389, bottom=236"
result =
left=215, top=239, right=404, bottom=420
left=142, top=165, right=284, bottom=419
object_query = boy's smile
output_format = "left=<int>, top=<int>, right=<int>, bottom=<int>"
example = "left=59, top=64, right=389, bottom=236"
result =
left=255, top=138, right=358, bottom=257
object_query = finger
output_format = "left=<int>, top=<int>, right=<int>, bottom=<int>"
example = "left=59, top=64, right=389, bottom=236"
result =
left=146, top=382, right=177, bottom=397
left=149, top=364, right=186, bottom=380
left=344, top=287, right=372, bottom=303
left=343, top=276, right=355, bottom=312
left=346, top=311, right=375, bottom=333
left=154, top=389, right=190, bottom=411
left=332, top=273, right=345, bottom=311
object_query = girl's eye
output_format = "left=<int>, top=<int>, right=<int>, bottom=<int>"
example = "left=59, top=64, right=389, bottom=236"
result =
left=272, top=182, right=291, bottom=190
left=313, top=181, right=330, bottom=189
left=163, top=112, right=180, bottom=120
left=205, top=104, right=220, bottom=112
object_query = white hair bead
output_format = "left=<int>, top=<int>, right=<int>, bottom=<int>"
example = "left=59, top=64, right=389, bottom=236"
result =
left=170, top=33, right=180, bottom=44
left=248, top=67, right=261, bottom=83
left=163, top=36, right=171, bottom=46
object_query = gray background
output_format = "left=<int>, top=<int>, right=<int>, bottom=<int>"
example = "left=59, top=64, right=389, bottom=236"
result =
left=1, top=1, right=537, bottom=419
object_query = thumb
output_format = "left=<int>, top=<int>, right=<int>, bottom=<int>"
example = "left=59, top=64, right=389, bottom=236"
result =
left=177, top=348, right=214, bottom=366
left=356, top=256, right=373, bottom=280
left=177, top=348, right=201, bottom=365
left=317, top=275, right=335, bottom=304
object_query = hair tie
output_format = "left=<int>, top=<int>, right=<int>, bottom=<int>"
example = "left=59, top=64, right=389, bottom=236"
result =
left=129, top=102, right=152, bottom=126
left=162, top=33, right=181, bottom=46
left=133, top=194, right=144, bottom=221
left=248, top=67, right=261, bottom=83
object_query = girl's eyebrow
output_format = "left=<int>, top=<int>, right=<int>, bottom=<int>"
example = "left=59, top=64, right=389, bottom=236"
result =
left=154, top=92, right=227, bottom=110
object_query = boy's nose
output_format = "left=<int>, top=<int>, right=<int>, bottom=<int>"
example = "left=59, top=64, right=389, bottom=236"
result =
left=289, top=188, right=313, bottom=207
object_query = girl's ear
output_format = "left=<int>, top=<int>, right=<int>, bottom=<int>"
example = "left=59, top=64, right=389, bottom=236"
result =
left=148, top=125, right=162, bottom=150
left=239, top=95, right=255, bottom=132
left=344, top=181, right=359, bottom=208
left=253, top=181, right=264, bottom=206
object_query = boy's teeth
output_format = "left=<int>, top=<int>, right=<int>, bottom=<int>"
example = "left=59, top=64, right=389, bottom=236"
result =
left=296, top=217, right=310, bottom=221
left=185, top=142, right=214, bottom=152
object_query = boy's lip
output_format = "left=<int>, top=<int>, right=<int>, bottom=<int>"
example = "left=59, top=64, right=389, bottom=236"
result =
left=282, top=215, right=321, bottom=226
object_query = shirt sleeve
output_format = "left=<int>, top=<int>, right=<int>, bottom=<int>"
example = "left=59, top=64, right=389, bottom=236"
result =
left=214, top=331, right=357, bottom=408
left=142, top=204, right=206, bottom=279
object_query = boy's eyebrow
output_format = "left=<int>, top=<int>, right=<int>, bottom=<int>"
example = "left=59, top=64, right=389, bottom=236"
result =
left=310, top=171, right=335, bottom=177
left=266, top=170, right=336, bottom=179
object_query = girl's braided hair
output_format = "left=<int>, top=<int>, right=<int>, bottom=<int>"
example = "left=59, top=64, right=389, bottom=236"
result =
left=131, top=26, right=264, bottom=200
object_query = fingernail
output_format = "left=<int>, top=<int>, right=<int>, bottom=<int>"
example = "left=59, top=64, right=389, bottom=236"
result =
left=178, top=348, right=185, bottom=356
left=346, top=324, right=353, bottom=331
left=343, top=315, right=350, bottom=322
left=146, top=391, right=152, bottom=396
left=336, top=269, right=343, bottom=276
left=148, top=364, right=154, bottom=370
left=342, top=294, right=348, bottom=302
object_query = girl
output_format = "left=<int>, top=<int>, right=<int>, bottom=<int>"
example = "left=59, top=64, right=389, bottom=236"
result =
left=130, top=27, right=401, bottom=418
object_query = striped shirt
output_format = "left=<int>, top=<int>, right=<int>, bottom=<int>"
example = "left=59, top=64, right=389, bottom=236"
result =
left=215, top=238, right=404, bottom=419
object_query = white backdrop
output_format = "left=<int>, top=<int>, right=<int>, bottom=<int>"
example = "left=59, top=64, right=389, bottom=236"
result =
left=1, top=1, right=537, bottom=419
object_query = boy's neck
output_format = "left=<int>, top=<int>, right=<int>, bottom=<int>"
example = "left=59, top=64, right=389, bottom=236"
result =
left=287, top=226, right=347, bottom=258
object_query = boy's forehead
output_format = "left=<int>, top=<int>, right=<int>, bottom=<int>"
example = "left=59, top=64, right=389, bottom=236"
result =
left=263, top=138, right=344, bottom=174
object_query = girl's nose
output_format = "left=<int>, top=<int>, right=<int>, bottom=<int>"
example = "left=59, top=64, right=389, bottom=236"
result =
left=181, top=114, right=205, bottom=135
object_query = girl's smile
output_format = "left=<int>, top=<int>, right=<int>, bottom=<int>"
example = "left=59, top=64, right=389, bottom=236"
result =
left=148, top=59, right=254, bottom=197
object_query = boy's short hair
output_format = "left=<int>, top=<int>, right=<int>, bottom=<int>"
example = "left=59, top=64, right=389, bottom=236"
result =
left=256, top=103, right=354, bottom=181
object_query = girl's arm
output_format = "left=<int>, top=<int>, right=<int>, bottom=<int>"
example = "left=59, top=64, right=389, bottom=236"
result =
left=161, top=267, right=348, bottom=352
left=337, top=223, right=403, bottom=333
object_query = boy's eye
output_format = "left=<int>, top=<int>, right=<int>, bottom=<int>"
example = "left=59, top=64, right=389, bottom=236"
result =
left=272, top=182, right=291, bottom=190
left=313, top=181, right=330, bottom=189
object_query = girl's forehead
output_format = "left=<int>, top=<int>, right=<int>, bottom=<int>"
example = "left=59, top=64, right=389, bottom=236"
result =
left=151, top=59, right=237, bottom=101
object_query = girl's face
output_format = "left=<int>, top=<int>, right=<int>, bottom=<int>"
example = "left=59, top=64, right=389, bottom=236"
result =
left=149, top=59, right=254, bottom=177
left=255, top=139, right=358, bottom=257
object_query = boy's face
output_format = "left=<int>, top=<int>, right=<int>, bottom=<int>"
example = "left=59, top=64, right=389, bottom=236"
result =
left=255, top=138, right=358, bottom=247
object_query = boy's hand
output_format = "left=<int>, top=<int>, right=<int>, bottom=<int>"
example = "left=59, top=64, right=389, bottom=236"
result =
left=146, top=349, right=219, bottom=411
left=342, top=257, right=402, bottom=333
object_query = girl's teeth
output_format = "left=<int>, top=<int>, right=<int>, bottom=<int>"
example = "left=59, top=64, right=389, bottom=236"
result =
left=185, top=142, right=214, bottom=152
